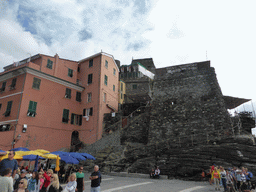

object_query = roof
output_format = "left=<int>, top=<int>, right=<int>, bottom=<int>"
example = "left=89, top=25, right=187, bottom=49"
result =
left=131, top=58, right=156, bottom=73
left=223, top=96, right=251, bottom=109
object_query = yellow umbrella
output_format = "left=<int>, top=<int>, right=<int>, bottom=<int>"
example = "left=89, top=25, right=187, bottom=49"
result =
left=55, top=155, right=60, bottom=172
left=16, top=151, right=44, bottom=156
left=41, top=153, right=59, bottom=159
left=33, top=149, right=50, bottom=154
left=0, top=151, right=23, bottom=161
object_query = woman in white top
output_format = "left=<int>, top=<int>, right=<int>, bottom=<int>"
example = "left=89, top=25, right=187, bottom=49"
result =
left=65, top=173, right=77, bottom=192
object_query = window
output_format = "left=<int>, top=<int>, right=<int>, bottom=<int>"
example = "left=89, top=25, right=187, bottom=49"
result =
left=88, top=74, right=93, bottom=84
left=68, top=68, right=73, bottom=77
left=71, top=113, right=82, bottom=125
left=89, top=59, right=93, bottom=67
left=113, top=85, right=115, bottom=92
left=46, top=59, right=53, bottom=69
left=103, top=93, right=106, bottom=102
left=76, top=79, right=80, bottom=85
left=77, top=67, right=80, bottom=72
left=76, top=92, right=81, bottom=102
left=4, top=101, right=12, bottom=117
left=113, top=68, right=116, bottom=75
left=105, top=60, right=108, bottom=68
left=104, top=75, right=108, bottom=86
left=121, top=83, right=123, bottom=91
left=83, top=108, right=93, bottom=116
left=27, top=101, right=37, bottom=117
left=0, top=104, right=1, bottom=110
left=0, top=124, right=10, bottom=132
left=0, top=82, right=6, bottom=92
left=87, top=93, right=92, bottom=102
left=32, top=78, right=41, bottom=90
left=10, top=78, right=17, bottom=90
left=65, top=88, right=71, bottom=99
left=121, top=93, right=123, bottom=99
left=62, top=109, right=69, bottom=123
left=132, top=84, right=137, bottom=89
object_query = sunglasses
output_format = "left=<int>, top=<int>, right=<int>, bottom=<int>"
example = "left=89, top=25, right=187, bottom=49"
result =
left=19, top=182, right=24, bottom=184
left=51, top=177, right=54, bottom=178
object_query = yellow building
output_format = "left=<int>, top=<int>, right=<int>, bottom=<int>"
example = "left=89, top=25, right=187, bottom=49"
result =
left=119, top=80, right=125, bottom=104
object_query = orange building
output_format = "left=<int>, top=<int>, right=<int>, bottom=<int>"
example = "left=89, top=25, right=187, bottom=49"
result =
left=0, top=52, right=119, bottom=151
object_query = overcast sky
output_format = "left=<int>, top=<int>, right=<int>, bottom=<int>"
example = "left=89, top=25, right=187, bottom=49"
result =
left=0, top=0, right=255, bottom=113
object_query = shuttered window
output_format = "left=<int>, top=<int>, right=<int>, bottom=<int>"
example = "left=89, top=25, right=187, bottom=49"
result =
left=62, top=109, right=69, bottom=123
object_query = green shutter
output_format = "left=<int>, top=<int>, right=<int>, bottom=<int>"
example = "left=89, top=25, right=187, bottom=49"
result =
left=47, top=59, right=53, bottom=69
left=68, top=69, right=73, bottom=77
left=6, top=101, right=12, bottom=112
left=62, top=109, right=69, bottom=123
left=104, top=75, right=108, bottom=85
left=32, top=78, right=41, bottom=89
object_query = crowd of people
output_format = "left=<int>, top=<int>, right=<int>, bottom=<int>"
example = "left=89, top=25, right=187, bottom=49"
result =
left=0, top=151, right=102, bottom=192
left=202, top=164, right=255, bottom=192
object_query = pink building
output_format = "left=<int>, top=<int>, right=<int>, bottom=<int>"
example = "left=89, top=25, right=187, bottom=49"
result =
left=0, top=52, right=119, bottom=151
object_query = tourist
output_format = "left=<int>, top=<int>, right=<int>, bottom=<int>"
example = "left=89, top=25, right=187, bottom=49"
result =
left=155, top=166, right=160, bottom=179
left=76, top=166, right=84, bottom=192
left=28, top=171, right=40, bottom=192
left=89, top=165, right=101, bottom=192
left=41, top=168, right=53, bottom=192
left=26, top=170, right=33, bottom=180
left=65, top=173, right=77, bottom=192
left=244, top=168, right=253, bottom=190
left=14, top=179, right=29, bottom=192
left=212, top=167, right=221, bottom=191
left=39, top=172, right=45, bottom=190
left=149, top=168, right=155, bottom=179
left=219, top=166, right=227, bottom=191
left=235, top=169, right=243, bottom=192
left=207, top=166, right=213, bottom=185
left=47, top=174, right=62, bottom=192
left=0, top=150, right=18, bottom=178
left=0, top=168, right=13, bottom=192
left=201, top=169, right=206, bottom=181
left=14, top=169, right=28, bottom=190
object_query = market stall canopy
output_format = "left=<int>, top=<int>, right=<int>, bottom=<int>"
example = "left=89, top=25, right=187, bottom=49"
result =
left=22, top=155, right=45, bottom=161
left=80, top=153, right=96, bottom=160
left=224, top=96, right=251, bottom=109
left=10, top=147, right=30, bottom=151
left=0, top=150, right=6, bottom=156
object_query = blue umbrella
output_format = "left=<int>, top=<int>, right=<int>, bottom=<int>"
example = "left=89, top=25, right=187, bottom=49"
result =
left=80, top=153, right=96, bottom=160
left=10, top=147, right=30, bottom=151
left=22, top=155, right=44, bottom=161
left=60, top=154, right=79, bottom=164
left=69, top=152, right=87, bottom=161
left=0, top=150, right=5, bottom=153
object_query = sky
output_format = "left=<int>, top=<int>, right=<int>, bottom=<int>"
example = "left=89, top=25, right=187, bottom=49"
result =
left=0, top=0, right=256, bottom=115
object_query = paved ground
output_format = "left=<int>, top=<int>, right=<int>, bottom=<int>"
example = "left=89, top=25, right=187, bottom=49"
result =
left=62, top=174, right=224, bottom=192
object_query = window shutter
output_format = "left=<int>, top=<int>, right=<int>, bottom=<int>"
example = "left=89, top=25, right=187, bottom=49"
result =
left=11, top=78, right=17, bottom=87
left=6, top=101, right=12, bottom=112
left=62, top=109, right=69, bottom=123
left=32, top=102, right=37, bottom=112
left=83, top=109, right=86, bottom=116
left=71, top=113, right=74, bottom=124
left=79, top=115, right=82, bottom=125
left=89, top=107, right=93, bottom=116
left=28, top=101, right=33, bottom=111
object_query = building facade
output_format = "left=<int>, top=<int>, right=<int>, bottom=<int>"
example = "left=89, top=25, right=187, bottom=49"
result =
left=0, top=52, right=119, bottom=151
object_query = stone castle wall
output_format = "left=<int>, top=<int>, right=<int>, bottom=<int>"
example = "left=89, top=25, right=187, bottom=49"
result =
left=149, top=61, right=231, bottom=144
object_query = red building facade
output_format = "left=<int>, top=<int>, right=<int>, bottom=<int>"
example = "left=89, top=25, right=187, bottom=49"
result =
left=0, top=52, right=119, bottom=151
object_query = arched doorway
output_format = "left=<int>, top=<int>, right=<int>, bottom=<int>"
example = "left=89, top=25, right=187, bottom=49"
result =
left=71, top=131, right=82, bottom=152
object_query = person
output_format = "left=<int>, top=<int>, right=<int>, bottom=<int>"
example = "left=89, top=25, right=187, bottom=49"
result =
left=0, top=168, right=13, bottom=192
left=155, top=166, right=160, bottom=179
left=0, top=150, right=18, bottom=178
left=212, top=167, right=221, bottom=191
left=219, top=167, right=227, bottom=191
left=14, top=179, right=29, bottom=192
left=39, top=172, right=45, bottom=190
left=201, top=169, right=206, bottom=181
left=244, top=168, right=253, bottom=190
left=14, top=169, right=28, bottom=190
left=65, top=173, right=77, bottom=192
left=28, top=171, right=40, bottom=192
left=89, top=165, right=101, bottom=192
left=76, top=166, right=84, bottom=192
left=47, top=174, right=62, bottom=192
left=41, top=168, right=53, bottom=192
left=26, top=170, right=33, bottom=180
left=149, top=168, right=155, bottom=179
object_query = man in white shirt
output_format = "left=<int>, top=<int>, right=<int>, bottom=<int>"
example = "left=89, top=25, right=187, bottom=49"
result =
left=155, top=166, right=160, bottom=179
